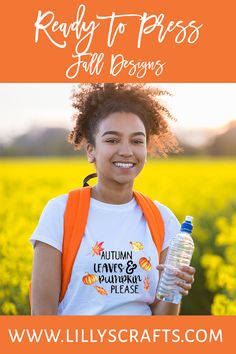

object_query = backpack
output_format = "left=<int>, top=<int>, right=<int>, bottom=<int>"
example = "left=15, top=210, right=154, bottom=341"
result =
left=30, top=184, right=164, bottom=306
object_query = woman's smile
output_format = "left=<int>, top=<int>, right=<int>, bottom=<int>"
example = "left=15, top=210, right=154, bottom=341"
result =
left=113, top=161, right=136, bottom=169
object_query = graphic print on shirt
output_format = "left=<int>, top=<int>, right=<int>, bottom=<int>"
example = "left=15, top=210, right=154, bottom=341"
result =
left=82, top=241, right=155, bottom=296
left=139, top=257, right=152, bottom=271
left=94, top=286, right=108, bottom=295
left=130, top=241, right=144, bottom=251
left=87, top=241, right=105, bottom=256
left=82, top=273, right=98, bottom=284
left=143, top=276, right=150, bottom=291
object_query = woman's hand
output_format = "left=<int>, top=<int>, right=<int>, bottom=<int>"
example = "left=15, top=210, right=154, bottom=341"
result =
left=175, top=265, right=195, bottom=296
left=156, top=264, right=195, bottom=296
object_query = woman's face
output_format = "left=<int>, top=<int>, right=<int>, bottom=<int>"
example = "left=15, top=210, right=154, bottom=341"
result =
left=87, top=112, right=147, bottom=186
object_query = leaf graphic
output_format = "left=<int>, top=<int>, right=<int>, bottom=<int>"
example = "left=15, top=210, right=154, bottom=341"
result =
left=130, top=241, right=144, bottom=251
left=90, top=241, right=104, bottom=256
left=144, top=276, right=150, bottom=291
left=94, top=286, right=108, bottom=295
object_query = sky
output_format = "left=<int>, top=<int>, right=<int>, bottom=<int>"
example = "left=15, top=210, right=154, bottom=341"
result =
left=0, top=83, right=236, bottom=143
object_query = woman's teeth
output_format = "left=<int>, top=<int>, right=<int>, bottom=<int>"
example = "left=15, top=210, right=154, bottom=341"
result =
left=114, top=162, right=134, bottom=169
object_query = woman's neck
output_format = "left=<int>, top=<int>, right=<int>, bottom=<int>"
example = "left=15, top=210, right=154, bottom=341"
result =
left=91, top=182, right=134, bottom=204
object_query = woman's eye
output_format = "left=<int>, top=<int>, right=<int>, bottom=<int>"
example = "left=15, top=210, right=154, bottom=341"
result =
left=133, top=140, right=144, bottom=144
left=106, top=139, right=118, bottom=144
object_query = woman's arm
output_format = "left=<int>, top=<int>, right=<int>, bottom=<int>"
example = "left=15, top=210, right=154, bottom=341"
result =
left=31, top=241, right=61, bottom=315
left=151, top=248, right=195, bottom=315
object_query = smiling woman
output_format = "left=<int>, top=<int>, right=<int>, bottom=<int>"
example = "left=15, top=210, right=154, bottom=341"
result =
left=30, top=83, right=195, bottom=316
left=85, top=111, right=147, bottom=198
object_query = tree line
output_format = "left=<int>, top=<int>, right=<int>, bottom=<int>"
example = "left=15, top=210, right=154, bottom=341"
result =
left=1, top=122, right=236, bottom=157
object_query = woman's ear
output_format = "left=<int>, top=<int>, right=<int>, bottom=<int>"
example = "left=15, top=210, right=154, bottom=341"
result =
left=86, top=143, right=96, bottom=163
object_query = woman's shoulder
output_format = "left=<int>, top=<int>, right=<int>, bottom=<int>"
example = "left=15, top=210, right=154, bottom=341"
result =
left=45, top=193, right=68, bottom=211
left=153, top=200, right=178, bottom=223
left=30, top=193, right=70, bottom=251
left=36, top=193, right=69, bottom=223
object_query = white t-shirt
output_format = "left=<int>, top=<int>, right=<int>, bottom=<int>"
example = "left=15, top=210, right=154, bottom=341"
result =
left=30, top=194, right=180, bottom=315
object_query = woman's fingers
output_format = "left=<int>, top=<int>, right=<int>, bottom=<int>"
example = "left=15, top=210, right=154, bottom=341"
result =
left=175, top=280, right=192, bottom=290
left=175, top=279, right=192, bottom=297
left=179, top=289, right=189, bottom=296
left=180, top=265, right=196, bottom=275
left=156, top=265, right=195, bottom=282
left=156, top=264, right=195, bottom=297
left=175, top=266, right=195, bottom=284
left=175, top=266, right=196, bottom=296
left=156, top=265, right=195, bottom=274
left=156, top=265, right=195, bottom=290
left=175, top=271, right=194, bottom=284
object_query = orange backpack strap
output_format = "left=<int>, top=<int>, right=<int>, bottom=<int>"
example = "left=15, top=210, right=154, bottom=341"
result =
left=133, top=191, right=164, bottom=257
left=60, top=186, right=92, bottom=302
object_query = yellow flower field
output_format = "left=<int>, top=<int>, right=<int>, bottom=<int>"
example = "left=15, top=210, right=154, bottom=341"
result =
left=0, top=157, right=236, bottom=315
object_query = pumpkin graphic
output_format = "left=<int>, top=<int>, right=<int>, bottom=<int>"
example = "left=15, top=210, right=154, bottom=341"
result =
left=82, top=273, right=98, bottom=285
left=139, top=257, right=152, bottom=271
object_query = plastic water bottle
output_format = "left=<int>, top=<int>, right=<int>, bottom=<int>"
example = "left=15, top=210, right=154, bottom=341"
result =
left=156, top=216, right=194, bottom=304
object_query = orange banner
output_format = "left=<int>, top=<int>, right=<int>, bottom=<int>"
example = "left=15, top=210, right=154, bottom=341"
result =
left=0, top=316, right=234, bottom=354
left=0, top=0, right=235, bottom=82
left=0, top=1, right=236, bottom=353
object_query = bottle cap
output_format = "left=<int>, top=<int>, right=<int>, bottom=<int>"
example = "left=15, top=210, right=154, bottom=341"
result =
left=180, top=216, right=193, bottom=233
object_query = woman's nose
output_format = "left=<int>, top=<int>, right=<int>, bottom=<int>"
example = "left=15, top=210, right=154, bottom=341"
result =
left=118, top=142, right=133, bottom=157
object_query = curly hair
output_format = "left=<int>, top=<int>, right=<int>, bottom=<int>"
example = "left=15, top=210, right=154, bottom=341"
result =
left=68, top=83, right=181, bottom=156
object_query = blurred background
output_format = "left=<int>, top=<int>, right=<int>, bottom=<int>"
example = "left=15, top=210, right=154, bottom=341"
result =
left=1, top=83, right=236, bottom=157
left=0, top=83, right=235, bottom=315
